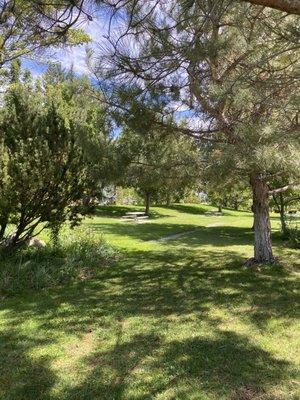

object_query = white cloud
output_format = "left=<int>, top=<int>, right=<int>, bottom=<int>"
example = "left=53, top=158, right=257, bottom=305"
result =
left=52, top=15, right=106, bottom=75
left=54, top=45, right=90, bottom=74
left=22, top=10, right=110, bottom=76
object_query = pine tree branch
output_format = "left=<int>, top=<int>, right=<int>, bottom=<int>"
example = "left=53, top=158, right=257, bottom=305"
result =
left=268, top=183, right=300, bottom=195
left=285, top=196, right=300, bottom=204
left=242, top=0, right=300, bottom=15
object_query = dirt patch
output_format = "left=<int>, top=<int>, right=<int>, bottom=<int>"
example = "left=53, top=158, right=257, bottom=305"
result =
left=52, top=331, right=96, bottom=371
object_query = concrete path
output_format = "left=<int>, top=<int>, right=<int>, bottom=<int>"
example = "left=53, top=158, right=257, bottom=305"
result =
left=156, top=229, right=198, bottom=242
left=154, top=222, right=222, bottom=242
left=206, top=223, right=222, bottom=228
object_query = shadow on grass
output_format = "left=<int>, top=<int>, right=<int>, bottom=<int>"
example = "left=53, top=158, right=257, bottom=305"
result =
left=0, top=242, right=298, bottom=398
left=166, top=204, right=253, bottom=218
left=164, top=225, right=255, bottom=247
left=93, top=205, right=169, bottom=220
left=90, top=221, right=203, bottom=241
left=166, top=204, right=209, bottom=215
left=0, top=330, right=56, bottom=400
left=60, top=329, right=294, bottom=400
left=90, top=221, right=256, bottom=246
left=94, top=203, right=210, bottom=218
left=2, top=240, right=297, bottom=330
left=91, top=217, right=288, bottom=249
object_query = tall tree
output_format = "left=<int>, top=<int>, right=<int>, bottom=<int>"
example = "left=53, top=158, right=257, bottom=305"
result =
left=96, top=0, right=300, bottom=263
left=204, top=183, right=251, bottom=213
left=0, top=62, right=112, bottom=248
left=269, top=180, right=300, bottom=234
left=118, top=127, right=200, bottom=215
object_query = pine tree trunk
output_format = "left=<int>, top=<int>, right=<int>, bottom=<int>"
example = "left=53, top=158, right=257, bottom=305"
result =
left=272, top=193, right=287, bottom=235
left=250, top=173, right=274, bottom=263
left=279, top=193, right=287, bottom=235
left=251, top=204, right=255, bottom=230
left=145, top=193, right=151, bottom=215
left=0, top=218, right=7, bottom=241
left=234, top=197, right=239, bottom=211
left=166, top=193, right=171, bottom=206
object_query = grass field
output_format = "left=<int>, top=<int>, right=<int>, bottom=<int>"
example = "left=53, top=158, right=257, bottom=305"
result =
left=0, top=204, right=299, bottom=400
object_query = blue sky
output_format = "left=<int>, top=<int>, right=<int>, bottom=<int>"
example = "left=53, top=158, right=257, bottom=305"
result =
left=21, top=9, right=199, bottom=128
left=22, top=10, right=107, bottom=77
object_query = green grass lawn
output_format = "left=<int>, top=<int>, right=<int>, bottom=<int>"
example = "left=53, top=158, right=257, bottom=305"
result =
left=0, top=204, right=299, bottom=400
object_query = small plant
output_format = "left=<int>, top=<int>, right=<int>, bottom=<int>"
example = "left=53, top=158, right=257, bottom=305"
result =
left=0, top=227, right=119, bottom=295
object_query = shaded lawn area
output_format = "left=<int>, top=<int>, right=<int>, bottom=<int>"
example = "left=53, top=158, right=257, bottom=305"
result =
left=0, top=204, right=299, bottom=400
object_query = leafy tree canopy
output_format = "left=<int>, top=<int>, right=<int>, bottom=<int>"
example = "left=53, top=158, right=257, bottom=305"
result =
left=0, top=61, right=113, bottom=249
left=118, top=125, right=201, bottom=214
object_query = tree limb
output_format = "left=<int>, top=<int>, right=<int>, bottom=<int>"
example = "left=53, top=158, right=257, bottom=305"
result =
left=242, top=0, right=300, bottom=15
left=268, top=183, right=300, bottom=195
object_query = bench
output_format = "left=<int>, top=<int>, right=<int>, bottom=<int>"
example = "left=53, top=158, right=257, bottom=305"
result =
left=122, top=211, right=149, bottom=222
left=204, top=211, right=223, bottom=216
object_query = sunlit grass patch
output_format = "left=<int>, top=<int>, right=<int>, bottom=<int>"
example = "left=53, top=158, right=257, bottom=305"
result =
left=0, top=204, right=299, bottom=400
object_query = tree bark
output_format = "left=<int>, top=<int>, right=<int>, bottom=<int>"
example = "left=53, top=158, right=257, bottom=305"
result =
left=145, top=192, right=151, bottom=215
left=218, top=204, right=222, bottom=213
left=243, top=0, right=300, bottom=15
left=166, top=193, right=171, bottom=206
left=279, top=193, right=287, bottom=234
left=234, top=197, right=239, bottom=211
left=250, top=173, right=275, bottom=263
left=0, top=221, right=7, bottom=241
left=4, top=219, right=27, bottom=249
left=272, top=192, right=287, bottom=234
left=250, top=204, right=255, bottom=230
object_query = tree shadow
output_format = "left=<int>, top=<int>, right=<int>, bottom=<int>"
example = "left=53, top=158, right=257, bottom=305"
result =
left=0, top=329, right=56, bottom=400
left=0, top=240, right=298, bottom=398
left=90, top=221, right=202, bottom=241
left=90, top=221, right=256, bottom=247
left=91, top=220, right=288, bottom=250
left=166, top=204, right=253, bottom=218
left=55, top=328, right=296, bottom=400
left=162, top=225, right=255, bottom=247
left=2, top=246, right=298, bottom=336
left=148, top=330, right=295, bottom=399
left=93, top=205, right=170, bottom=220
left=166, top=204, right=209, bottom=215
left=63, top=331, right=162, bottom=400
left=94, top=205, right=138, bottom=218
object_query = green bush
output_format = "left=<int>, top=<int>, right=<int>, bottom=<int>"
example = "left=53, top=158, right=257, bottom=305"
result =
left=287, top=226, right=300, bottom=249
left=285, top=219, right=300, bottom=249
left=0, top=228, right=119, bottom=295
